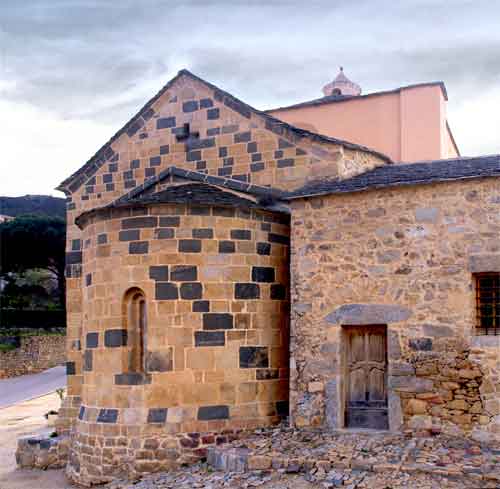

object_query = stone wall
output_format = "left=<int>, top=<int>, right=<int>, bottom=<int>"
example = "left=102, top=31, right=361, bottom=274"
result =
left=0, top=333, right=66, bottom=378
left=58, top=71, right=387, bottom=438
left=66, top=202, right=290, bottom=485
left=289, top=178, right=500, bottom=441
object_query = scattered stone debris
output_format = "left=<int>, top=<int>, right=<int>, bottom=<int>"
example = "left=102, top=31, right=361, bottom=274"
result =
left=104, top=426, right=500, bottom=489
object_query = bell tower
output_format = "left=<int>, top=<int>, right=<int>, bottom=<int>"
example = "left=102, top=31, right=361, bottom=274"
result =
left=322, top=67, right=362, bottom=97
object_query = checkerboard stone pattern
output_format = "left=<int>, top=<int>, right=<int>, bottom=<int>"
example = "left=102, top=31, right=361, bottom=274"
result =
left=65, top=202, right=290, bottom=485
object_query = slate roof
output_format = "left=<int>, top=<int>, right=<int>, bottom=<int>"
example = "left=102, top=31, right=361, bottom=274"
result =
left=57, top=69, right=392, bottom=195
left=268, top=81, right=448, bottom=112
left=286, top=155, right=500, bottom=199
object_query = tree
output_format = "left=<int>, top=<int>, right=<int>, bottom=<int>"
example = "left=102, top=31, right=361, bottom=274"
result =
left=0, top=215, right=66, bottom=308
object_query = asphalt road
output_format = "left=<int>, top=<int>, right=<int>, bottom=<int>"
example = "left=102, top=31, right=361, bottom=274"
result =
left=0, top=366, right=66, bottom=409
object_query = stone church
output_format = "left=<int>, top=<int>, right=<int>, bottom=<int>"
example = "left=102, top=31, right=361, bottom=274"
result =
left=55, top=68, right=500, bottom=485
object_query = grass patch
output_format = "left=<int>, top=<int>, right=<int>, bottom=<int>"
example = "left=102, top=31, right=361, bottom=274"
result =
left=0, top=343, right=17, bottom=352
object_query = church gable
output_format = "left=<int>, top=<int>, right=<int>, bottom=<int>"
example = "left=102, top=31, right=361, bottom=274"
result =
left=60, top=70, right=390, bottom=216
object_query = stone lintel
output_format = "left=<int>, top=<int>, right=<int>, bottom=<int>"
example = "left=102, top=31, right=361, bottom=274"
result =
left=468, top=254, right=500, bottom=273
left=325, top=303, right=412, bottom=325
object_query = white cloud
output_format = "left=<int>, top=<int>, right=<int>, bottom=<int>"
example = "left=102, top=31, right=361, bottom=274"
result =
left=0, top=99, right=115, bottom=196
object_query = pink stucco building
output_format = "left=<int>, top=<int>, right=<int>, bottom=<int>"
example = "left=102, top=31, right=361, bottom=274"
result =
left=267, top=68, right=460, bottom=163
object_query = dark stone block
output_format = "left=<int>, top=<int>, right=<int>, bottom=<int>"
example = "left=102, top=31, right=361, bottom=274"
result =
left=192, top=228, right=213, bottom=239
left=179, top=239, right=201, bottom=253
left=197, top=405, right=229, bottom=421
left=85, top=273, right=92, bottom=286
left=115, top=372, right=151, bottom=385
left=277, top=158, right=294, bottom=168
left=219, top=240, right=235, bottom=253
left=145, top=167, right=156, bottom=177
left=97, top=409, right=118, bottom=424
left=78, top=406, right=85, bottom=420
left=86, top=332, right=99, bottom=348
left=103, top=173, right=113, bottom=184
left=247, top=142, right=257, bottom=153
left=218, top=167, right=232, bottom=177
left=183, top=100, right=199, bottom=112
left=66, top=361, right=76, bottom=375
left=126, top=119, right=143, bottom=136
left=83, top=349, right=93, bottom=371
left=149, top=265, right=169, bottom=281
left=195, top=331, right=225, bottom=347
left=160, top=144, right=169, bottom=155
left=189, top=205, right=210, bottom=215
left=207, top=108, right=219, bottom=120
left=187, top=150, right=202, bottom=162
left=106, top=183, right=115, bottom=191
left=97, top=233, right=107, bottom=244
left=252, top=266, right=275, bottom=283
left=148, top=408, right=168, bottom=423
left=232, top=174, right=248, bottom=182
left=296, top=147, right=307, bottom=155
left=109, top=162, right=118, bottom=172
left=66, top=251, right=82, bottom=265
left=180, top=282, right=203, bottom=300
left=239, top=346, right=269, bottom=368
left=104, top=329, right=128, bottom=347
left=159, top=216, right=180, bottom=227
left=123, top=170, right=133, bottom=180
left=193, top=300, right=210, bottom=312
left=171, top=265, right=197, bottom=281
left=235, top=283, right=260, bottom=299
left=196, top=160, right=207, bottom=170
left=71, top=239, right=81, bottom=251
left=187, top=137, right=215, bottom=151
left=124, top=179, right=136, bottom=189
left=223, top=157, right=234, bottom=167
left=203, top=313, right=233, bottom=330
left=234, top=131, right=251, bottom=143
left=251, top=152, right=262, bottom=162
left=221, top=124, right=239, bottom=134
left=157, top=117, right=176, bottom=129
left=279, top=138, right=293, bottom=149
left=219, top=147, right=228, bottom=158
left=146, top=350, right=173, bottom=372
left=155, top=282, right=178, bottom=300
left=409, top=338, right=433, bottom=351
left=213, top=206, right=235, bottom=217
left=268, top=233, right=290, bottom=245
left=207, top=127, right=220, bottom=136
left=119, top=229, right=140, bottom=241
left=129, top=241, right=149, bottom=254
left=271, top=284, right=287, bottom=300
left=200, top=98, right=214, bottom=108
left=256, top=368, right=279, bottom=380
left=230, top=229, right=251, bottom=240
left=130, top=159, right=140, bottom=169
left=257, top=242, right=271, bottom=255
left=251, top=162, right=264, bottom=172
left=85, top=185, right=94, bottom=194
left=274, top=150, right=283, bottom=159
left=150, top=156, right=161, bottom=166
left=122, top=216, right=157, bottom=229
left=276, top=400, right=289, bottom=416
left=155, top=228, right=175, bottom=239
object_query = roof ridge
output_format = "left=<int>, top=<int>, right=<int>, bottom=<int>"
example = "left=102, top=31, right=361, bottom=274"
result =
left=57, top=69, right=392, bottom=194
left=267, top=81, right=448, bottom=113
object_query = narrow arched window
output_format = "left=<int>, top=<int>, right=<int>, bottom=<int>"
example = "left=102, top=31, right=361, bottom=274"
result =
left=123, top=288, right=147, bottom=372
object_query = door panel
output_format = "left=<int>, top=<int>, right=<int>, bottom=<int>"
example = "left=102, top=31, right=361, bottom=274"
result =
left=345, top=325, right=388, bottom=429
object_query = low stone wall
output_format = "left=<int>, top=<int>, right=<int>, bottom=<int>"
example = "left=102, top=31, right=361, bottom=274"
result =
left=0, top=333, right=66, bottom=378
left=16, top=433, right=70, bottom=470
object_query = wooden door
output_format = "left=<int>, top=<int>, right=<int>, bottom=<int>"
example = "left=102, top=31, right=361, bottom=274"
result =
left=344, top=325, right=388, bottom=429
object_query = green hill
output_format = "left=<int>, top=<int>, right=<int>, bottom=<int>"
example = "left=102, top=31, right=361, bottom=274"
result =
left=0, top=195, right=66, bottom=219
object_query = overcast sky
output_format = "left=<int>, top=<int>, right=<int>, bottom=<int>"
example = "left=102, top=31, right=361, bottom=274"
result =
left=1, top=0, right=499, bottom=197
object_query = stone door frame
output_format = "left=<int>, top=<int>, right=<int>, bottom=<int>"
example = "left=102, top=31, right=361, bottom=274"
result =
left=324, top=303, right=411, bottom=432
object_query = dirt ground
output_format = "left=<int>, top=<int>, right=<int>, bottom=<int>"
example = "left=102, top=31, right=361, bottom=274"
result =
left=0, top=392, right=74, bottom=489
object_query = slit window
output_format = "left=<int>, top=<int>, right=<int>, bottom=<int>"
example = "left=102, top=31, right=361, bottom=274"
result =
left=475, top=273, right=500, bottom=336
left=124, top=288, right=147, bottom=371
